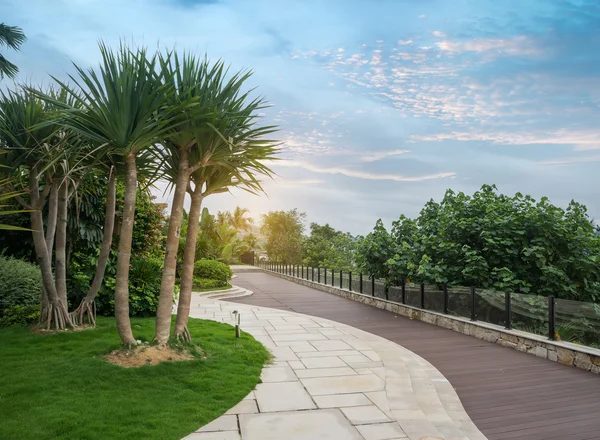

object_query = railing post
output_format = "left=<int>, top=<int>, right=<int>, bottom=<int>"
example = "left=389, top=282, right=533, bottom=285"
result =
left=340, top=270, right=343, bottom=289
left=420, top=283, right=425, bottom=309
left=470, top=286, right=477, bottom=321
left=548, top=296, right=556, bottom=341
left=443, top=284, right=449, bottom=314
left=349, top=272, right=352, bottom=291
left=385, top=283, right=389, bottom=300
left=505, top=292, right=512, bottom=330
left=324, top=268, right=327, bottom=285
left=401, top=278, right=406, bottom=304
left=311, top=267, right=314, bottom=282
left=371, top=276, right=375, bottom=297
left=332, top=269, right=335, bottom=287
left=318, top=267, right=321, bottom=283
left=359, top=273, right=363, bottom=293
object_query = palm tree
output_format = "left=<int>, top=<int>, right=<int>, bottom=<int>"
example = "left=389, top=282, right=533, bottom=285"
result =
left=174, top=116, right=279, bottom=341
left=43, top=42, right=174, bottom=345
left=152, top=52, right=225, bottom=345
left=0, top=89, right=73, bottom=329
left=0, top=23, right=26, bottom=79
left=152, top=52, right=279, bottom=343
left=229, top=206, right=254, bottom=233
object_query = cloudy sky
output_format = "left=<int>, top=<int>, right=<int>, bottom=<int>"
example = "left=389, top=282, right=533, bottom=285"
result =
left=3, top=0, right=599, bottom=234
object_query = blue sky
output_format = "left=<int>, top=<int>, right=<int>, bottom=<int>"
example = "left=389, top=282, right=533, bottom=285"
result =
left=2, top=0, right=600, bottom=234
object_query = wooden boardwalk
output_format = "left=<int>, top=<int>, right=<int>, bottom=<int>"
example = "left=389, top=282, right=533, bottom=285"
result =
left=229, top=270, right=600, bottom=440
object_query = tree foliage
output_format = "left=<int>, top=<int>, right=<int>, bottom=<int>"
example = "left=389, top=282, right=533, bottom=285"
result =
left=261, top=209, right=305, bottom=263
left=303, top=223, right=356, bottom=271
left=357, top=185, right=600, bottom=302
left=0, top=23, right=26, bottom=79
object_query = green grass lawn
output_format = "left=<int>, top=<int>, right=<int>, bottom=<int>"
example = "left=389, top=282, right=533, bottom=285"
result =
left=0, top=316, right=269, bottom=440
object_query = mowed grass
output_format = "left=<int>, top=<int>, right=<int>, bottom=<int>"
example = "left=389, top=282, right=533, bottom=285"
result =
left=0, top=316, right=269, bottom=440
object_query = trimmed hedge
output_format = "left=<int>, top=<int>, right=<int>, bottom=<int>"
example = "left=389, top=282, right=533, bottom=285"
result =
left=0, top=305, right=40, bottom=328
left=193, top=259, right=232, bottom=286
left=192, top=277, right=231, bottom=290
left=0, top=256, right=42, bottom=316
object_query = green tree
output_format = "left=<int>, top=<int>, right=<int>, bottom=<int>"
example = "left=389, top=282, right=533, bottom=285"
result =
left=355, top=219, right=395, bottom=280
left=261, top=209, right=305, bottom=263
left=303, top=223, right=356, bottom=271
left=48, top=43, right=172, bottom=345
left=380, top=184, right=600, bottom=301
left=229, top=206, right=254, bottom=232
left=0, top=88, right=75, bottom=329
left=0, top=23, right=26, bottom=79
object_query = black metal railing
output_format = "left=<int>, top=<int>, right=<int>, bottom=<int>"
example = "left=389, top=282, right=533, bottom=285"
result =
left=254, top=259, right=600, bottom=348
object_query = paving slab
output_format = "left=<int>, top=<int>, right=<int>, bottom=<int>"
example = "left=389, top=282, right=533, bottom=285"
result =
left=254, top=381, right=316, bottom=412
left=239, top=409, right=363, bottom=440
left=301, top=374, right=385, bottom=396
left=183, top=288, right=488, bottom=440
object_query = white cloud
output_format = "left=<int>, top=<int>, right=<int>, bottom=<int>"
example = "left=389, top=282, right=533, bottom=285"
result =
left=272, top=160, right=456, bottom=182
left=435, top=36, right=539, bottom=57
left=419, top=15, right=427, bottom=19
left=359, top=149, right=411, bottom=162
left=411, top=129, right=600, bottom=150
left=273, top=177, right=326, bottom=187
left=536, top=155, right=600, bottom=166
left=397, top=39, right=413, bottom=46
left=432, top=31, right=446, bottom=38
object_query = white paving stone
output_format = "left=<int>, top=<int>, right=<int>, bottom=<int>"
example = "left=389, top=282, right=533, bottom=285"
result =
left=313, top=393, right=372, bottom=408
left=183, top=432, right=241, bottom=440
left=301, top=374, right=385, bottom=396
left=254, top=381, right=316, bottom=412
left=198, top=415, right=238, bottom=432
left=310, top=339, right=353, bottom=351
left=295, top=366, right=357, bottom=378
left=226, top=399, right=258, bottom=415
left=260, top=366, right=297, bottom=382
left=301, top=356, right=348, bottom=369
left=185, top=292, right=488, bottom=440
left=239, top=409, right=363, bottom=440
left=341, top=405, right=391, bottom=425
left=356, top=422, right=407, bottom=440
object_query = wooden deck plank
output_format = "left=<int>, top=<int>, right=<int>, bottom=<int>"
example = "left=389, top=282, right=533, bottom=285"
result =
left=229, top=272, right=600, bottom=440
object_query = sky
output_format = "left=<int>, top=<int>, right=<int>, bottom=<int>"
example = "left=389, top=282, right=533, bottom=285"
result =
left=2, top=0, right=600, bottom=235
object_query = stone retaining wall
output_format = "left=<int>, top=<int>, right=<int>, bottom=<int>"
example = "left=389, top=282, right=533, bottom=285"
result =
left=267, top=270, right=600, bottom=375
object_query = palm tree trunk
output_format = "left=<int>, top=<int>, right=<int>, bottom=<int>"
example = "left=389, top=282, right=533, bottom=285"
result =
left=155, top=149, right=190, bottom=344
left=45, top=182, right=58, bottom=255
left=114, top=155, right=137, bottom=346
left=174, top=186, right=203, bottom=342
left=29, top=169, right=72, bottom=330
left=71, top=170, right=117, bottom=326
left=54, top=180, right=69, bottom=307
left=40, top=182, right=59, bottom=317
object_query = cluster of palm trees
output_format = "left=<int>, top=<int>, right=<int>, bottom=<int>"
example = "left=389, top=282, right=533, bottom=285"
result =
left=186, top=206, right=258, bottom=264
left=0, top=42, right=279, bottom=345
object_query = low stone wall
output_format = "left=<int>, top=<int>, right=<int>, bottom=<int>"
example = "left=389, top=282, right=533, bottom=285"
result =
left=266, top=270, right=600, bottom=375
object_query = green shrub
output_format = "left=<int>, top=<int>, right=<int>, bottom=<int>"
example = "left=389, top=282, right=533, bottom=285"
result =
left=0, top=256, right=42, bottom=315
left=96, top=257, right=165, bottom=317
left=192, top=277, right=230, bottom=290
left=193, top=259, right=232, bottom=284
left=0, top=305, right=40, bottom=328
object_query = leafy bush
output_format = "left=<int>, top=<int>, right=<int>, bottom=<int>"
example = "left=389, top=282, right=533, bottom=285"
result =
left=0, top=256, right=42, bottom=315
left=192, top=277, right=230, bottom=290
left=193, top=259, right=232, bottom=284
left=0, top=305, right=40, bottom=328
left=95, top=257, right=165, bottom=317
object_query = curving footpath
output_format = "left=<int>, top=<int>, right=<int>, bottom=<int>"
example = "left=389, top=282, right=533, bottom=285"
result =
left=182, top=291, right=487, bottom=440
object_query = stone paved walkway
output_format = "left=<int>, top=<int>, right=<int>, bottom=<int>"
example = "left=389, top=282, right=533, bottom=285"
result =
left=182, top=292, right=487, bottom=440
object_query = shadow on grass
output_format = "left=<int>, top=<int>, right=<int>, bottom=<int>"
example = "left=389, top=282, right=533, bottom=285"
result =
left=0, top=316, right=269, bottom=440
